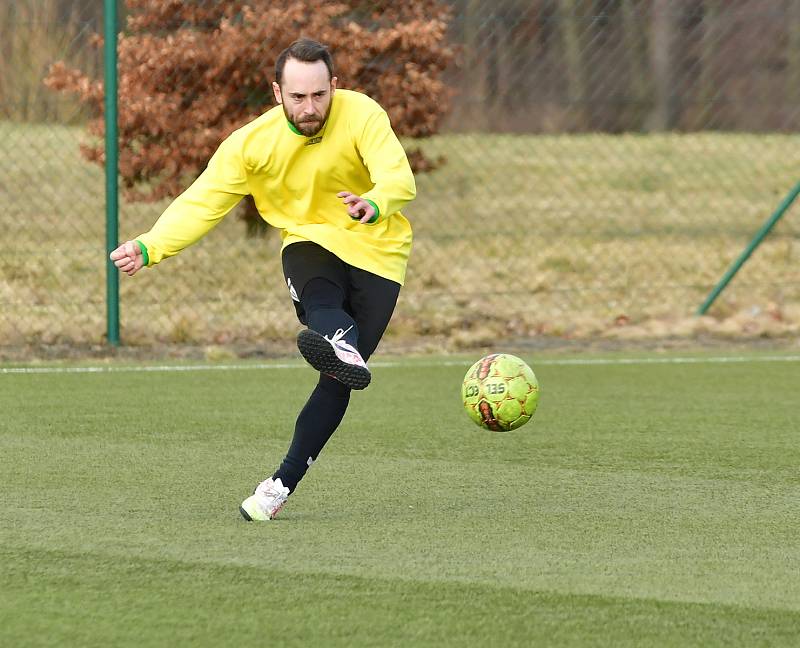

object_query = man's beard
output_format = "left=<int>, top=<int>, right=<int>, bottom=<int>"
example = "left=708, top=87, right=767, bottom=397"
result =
left=284, top=103, right=331, bottom=137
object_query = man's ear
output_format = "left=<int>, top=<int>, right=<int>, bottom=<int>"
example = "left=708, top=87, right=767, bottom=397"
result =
left=272, top=81, right=282, bottom=104
left=331, top=76, right=337, bottom=93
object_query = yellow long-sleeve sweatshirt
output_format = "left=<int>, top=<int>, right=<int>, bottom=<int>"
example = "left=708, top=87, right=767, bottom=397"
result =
left=136, top=89, right=416, bottom=284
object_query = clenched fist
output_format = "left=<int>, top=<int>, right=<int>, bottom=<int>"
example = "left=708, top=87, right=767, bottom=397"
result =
left=110, top=240, right=145, bottom=276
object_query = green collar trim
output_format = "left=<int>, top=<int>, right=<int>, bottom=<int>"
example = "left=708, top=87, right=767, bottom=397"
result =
left=286, top=119, right=303, bottom=136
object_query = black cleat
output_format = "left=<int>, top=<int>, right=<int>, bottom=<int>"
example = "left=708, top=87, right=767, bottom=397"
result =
left=296, top=328, right=371, bottom=390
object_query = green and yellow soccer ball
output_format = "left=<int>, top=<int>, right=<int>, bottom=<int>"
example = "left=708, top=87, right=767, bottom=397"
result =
left=462, top=353, right=540, bottom=431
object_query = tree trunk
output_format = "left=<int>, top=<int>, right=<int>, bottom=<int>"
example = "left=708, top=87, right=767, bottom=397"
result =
left=694, top=0, right=719, bottom=130
left=646, top=0, right=681, bottom=131
left=485, top=10, right=500, bottom=116
left=622, top=0, right=650, bottom=130
left=463, top=0, right=487, bottom=129
left=558, top=0, right=589, bottom=131
left=239, top=195, right=269, bottom=238
left=788, top=0, right=800, bottom=128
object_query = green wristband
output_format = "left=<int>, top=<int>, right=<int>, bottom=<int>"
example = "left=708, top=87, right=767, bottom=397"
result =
left=364, top=199, right=380, bottom=224
left=135, top=240, right=149, bottom=266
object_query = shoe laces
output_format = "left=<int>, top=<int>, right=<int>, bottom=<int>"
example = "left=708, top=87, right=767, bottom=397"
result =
left=323, top=325, right=366, bottom=367
left=324, top=325, right=353, bottom=346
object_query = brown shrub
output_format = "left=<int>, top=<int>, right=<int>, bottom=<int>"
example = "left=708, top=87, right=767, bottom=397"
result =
left=45, top=0, right=454, bottom=210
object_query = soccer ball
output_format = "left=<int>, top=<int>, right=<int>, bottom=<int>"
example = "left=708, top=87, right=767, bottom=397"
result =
left=462, top=353, right=539, bottom=431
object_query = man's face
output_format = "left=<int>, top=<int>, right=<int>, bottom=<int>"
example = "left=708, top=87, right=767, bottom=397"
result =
left=273, top=58, right=336, bottom=137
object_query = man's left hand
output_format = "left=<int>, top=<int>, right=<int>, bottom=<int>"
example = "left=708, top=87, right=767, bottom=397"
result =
left=337, top=191, right=375, bottom=224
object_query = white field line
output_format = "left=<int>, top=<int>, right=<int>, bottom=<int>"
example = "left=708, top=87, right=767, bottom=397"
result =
left=1, top=355, right=799, bottom=375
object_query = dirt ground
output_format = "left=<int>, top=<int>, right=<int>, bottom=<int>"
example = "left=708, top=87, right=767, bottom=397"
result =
left=3, top=309, right=798, bottom=364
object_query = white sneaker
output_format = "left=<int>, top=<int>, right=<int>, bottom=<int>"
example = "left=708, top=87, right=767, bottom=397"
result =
left=296, top=325, right=371, bottom=390
left=239, top=477, right=290, bottom=521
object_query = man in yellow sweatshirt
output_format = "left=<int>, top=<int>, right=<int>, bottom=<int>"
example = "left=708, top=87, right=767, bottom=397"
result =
left=110, top=39, right=416, bottom=521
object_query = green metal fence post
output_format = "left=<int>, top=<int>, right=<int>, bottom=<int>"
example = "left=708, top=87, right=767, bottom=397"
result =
left=697, top=180, right=800, bottom=315
left=104, top=0, right=120, bottom=345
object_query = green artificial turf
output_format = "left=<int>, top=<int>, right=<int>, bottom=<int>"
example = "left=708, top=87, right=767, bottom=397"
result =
left=1, top=354, right=799, bottom=646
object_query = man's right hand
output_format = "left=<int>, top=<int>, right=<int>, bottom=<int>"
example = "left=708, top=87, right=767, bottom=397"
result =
left=110, top=240, right=144, bottom=276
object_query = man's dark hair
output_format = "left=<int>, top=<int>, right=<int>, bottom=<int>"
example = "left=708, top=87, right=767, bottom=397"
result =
left=275, top=39, right=334, bottom=86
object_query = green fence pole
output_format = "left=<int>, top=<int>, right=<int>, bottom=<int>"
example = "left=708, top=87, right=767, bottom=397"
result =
left=104, top=0, right=120, bottom=345
left=697, top=180, right=800, bottom=315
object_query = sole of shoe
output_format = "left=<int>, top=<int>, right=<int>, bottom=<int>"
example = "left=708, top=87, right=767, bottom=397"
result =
left=239, top=506, right=253, bottom=522
left=296, top=329, right=371, bottom=390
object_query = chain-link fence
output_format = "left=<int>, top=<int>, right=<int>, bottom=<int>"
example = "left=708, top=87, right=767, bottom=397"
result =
left=2, top=0, right=799, bottom=355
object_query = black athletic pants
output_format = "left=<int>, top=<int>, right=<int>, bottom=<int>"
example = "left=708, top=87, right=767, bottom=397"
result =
left=272, top=242, right=401, bottom=492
